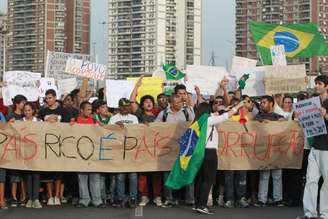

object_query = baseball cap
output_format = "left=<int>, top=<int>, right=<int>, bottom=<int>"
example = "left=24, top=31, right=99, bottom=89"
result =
left=118, top=98, right=131, bottom=107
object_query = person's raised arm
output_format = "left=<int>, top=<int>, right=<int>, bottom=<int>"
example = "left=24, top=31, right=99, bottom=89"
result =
left=208, top=101, right=244, bottom=126
left=130, top=75, right=144, bottom=113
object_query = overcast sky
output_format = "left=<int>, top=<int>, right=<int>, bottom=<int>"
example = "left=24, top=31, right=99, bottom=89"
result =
left=0, top=0, right=235, bottom=67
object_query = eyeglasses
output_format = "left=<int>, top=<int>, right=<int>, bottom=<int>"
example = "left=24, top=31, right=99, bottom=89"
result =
left=214, top=100, right=223, bottom=105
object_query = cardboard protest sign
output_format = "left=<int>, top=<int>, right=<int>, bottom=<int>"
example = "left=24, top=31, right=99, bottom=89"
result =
left=2, top=71, right=41, bottom=106
left=106, top=80, right=135, bottom=108
left=45, top=51, right=91, bottom=80
left=218, top=121, right=304, bottom=170
left=270, top=45, right=287, bottom=66
left=185, top=65, right=228, bottom=95
left=127, top=77, right=163, bottom=103
left=57, top=78, right=78, bottom=96
left=264, top=64, right=307, bottom=95
left=293, top=96, right=327, bottom=138
left=65, top=58, right=107, bottom=80
left=39, top=78, right=58, bottom=98
left=0, top=121, right=303, bottom=172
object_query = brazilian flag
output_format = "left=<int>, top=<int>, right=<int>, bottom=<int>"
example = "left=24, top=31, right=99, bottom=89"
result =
left=250, top=22, right=328, bottom=65
left=165, top=113, right=208, bottom=189
left=162, top=64, right=185, bottom=80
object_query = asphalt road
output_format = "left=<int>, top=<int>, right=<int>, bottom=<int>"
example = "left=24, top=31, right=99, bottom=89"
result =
left=0, top=205, right=303, bottom=219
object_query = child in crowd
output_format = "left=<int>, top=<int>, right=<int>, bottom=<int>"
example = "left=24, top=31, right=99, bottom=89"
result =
left=75, top=101, right=105, bottom=208
left=22, top=102, right=42, bottom=209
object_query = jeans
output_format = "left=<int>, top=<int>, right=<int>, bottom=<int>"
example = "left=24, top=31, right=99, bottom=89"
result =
left=258, top=169, right=282, bottom=203
left=116, top=173, right=137, bottom=201
left=303, top=148, right=328, bottom=219
left=163, top=171, right=194, bottom=203
left=78, top=173, right=102, bottom=206
left=109, top=174, right=116, bottom=201
left=100, top=174, right=107, bottom=200
left=26, top=173, right=40, bottom=200
left=225, top=171, right=247, bottom=202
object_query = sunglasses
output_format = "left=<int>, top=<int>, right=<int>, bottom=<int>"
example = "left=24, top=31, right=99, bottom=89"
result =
left=214, top=100, right=224, bottom=105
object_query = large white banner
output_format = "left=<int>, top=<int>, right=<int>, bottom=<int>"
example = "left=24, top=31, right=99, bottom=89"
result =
left=45, top=51, right=91, bottom=80
left=65, top=58, right=107, bottom=80
left=106, top=80, right=135, bottom=108
left=2, top=71, right=41, bottom=106
left=185, top=65, right=229, bottom=95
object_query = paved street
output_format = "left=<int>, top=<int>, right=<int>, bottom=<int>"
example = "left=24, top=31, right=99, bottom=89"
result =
left=0, top=205, right=302, bottom=219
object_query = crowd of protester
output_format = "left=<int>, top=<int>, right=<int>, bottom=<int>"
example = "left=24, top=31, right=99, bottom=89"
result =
left=0, top=75, right=327, bottom=219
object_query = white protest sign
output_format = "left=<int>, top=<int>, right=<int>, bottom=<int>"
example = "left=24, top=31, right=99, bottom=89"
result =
left=57, top=78, right=78, bottom=95
left=39, top=78, right=58, bottom=98
left=230, top=56, right=258, bottom=76
left=264, top=64, right=307, bottom=95
left=106, top=80, right=135, bottom=108
left=185, top=65, right=229, bottom=95
left=270, top=45, right=287, bottom=66
left=45, top=51, right=91, bottom=80
left=293, top=96, right=327, bottom=138
left=65, top=58, right=107, bottom=80
left=2, top=71, right=41, bottom=106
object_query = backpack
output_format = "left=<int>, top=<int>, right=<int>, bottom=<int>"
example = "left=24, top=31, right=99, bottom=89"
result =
left=162, top=107, right=190, bottom=122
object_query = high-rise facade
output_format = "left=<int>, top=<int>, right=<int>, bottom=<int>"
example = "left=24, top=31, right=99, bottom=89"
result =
left=107, top=0, right=202, bottom=78
left=6, top=0, right=90, bottom=74
left=235, top=0, right=328, bottom=74
left=0, top=13, right=7, bottom=78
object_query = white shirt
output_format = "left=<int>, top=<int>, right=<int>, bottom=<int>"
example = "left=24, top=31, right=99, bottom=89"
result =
left=274, top=104, right=292, bottom=120
left=205, top=112, right=229, bottom=149
left=109, top=113, right=139, bottom=125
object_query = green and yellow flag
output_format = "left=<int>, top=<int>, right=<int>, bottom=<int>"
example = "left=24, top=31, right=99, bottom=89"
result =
left=162, top=64, right=185, bottom=80
left=165, top=113, right=208, bottom=189
left=249, top=22, right=328, bottom=65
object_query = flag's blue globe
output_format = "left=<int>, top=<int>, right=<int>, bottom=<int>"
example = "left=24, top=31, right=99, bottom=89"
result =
left=179, top=128, right=198, bottom=157
left=273, top=32, right=300, bottom=52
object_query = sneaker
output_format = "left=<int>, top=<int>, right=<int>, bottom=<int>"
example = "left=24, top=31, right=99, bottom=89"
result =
left=54, top=197, right=61, bottom=206
left=129, top=198, right=137, bottom=208
left=172, top=200, right=179, bottom=206
left=139, top=196, right=149, bottom=207
left=0, top=202, right=8, bottom=210
left=238, top=197, right=249, bottom=208
left=253, top=201, right=266, bottom=207
left=11, top=199, right=19, bottom=207
left=47, top=197, right=54, bottom=206
left=32, top=200, right=42, bottom=209
left=20, top=200, right=26, bottom=207
left=162, top=200, right=173, bottom=208
left=153, top=196, right=162, bottom=207
left=224, top=201, right=234, bottom=208
left=217, top=195, right=224, bottom=207
left=75, top=203, right=88, bottom=208
left=112, top=200, right=124, bottom=208
left=273, top=200, right=285, bottom=207
left=95, top=203, right=106, bottom=208
left=26, top=200, right=33, bottom=208
left=61, top=197, right=68, bottom=204
left=196, top=207, right=214, bottom=215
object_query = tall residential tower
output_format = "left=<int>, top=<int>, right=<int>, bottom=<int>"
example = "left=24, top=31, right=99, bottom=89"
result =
left=6, top=0, right=90, bottom=74
left=235, top=0, right=328, bottom=74
left=107, top=0, right=202, bottom=78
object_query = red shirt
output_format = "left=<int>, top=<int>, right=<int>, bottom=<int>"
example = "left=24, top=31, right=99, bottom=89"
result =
left=76, top=116, right=95, bottom=124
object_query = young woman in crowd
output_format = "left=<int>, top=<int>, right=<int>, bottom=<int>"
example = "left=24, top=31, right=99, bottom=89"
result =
left=22, top=102, right=42, bottom=209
